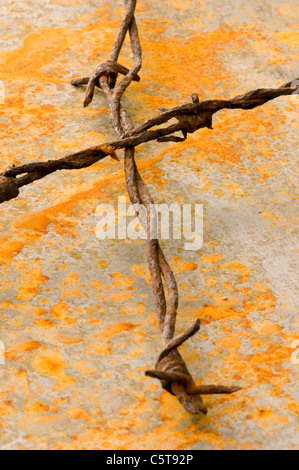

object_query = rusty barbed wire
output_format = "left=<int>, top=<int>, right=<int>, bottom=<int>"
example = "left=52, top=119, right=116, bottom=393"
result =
left=71, top=0, right=242, bottom=415
left=1, top=75, right=298, bottom=204
left=0, top=0, right=298, bottom=414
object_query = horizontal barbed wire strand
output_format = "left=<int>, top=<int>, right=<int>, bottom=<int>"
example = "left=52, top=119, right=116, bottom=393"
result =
left=1, top=79, right=298, bottom=204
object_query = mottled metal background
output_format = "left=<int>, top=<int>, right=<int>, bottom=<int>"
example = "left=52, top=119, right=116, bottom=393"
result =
left=0, top=0, right=298, bottom=450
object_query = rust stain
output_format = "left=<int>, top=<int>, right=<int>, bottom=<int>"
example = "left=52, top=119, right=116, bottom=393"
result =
left=0, top=0, right=298, bottom=451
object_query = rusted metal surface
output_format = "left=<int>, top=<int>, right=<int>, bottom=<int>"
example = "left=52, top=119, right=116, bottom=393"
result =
left=0, top=0, right=298, bottom=451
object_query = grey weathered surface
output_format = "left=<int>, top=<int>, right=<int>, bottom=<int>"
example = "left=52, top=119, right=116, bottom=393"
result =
left=0, top=0, right=298, bottom=451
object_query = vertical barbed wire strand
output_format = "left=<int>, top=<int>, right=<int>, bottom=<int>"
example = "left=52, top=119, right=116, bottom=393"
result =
left=77, top=0, right=241, bottom=414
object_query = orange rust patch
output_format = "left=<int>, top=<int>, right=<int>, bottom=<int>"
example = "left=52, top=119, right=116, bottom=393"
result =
left=0, top=27, right=76, bottom=83
left=5, top=341, right=41, bottom=360
left=50, top=303, right=70, bottom=319
left=74, top=360, right=98, bottom=375
left=97, top=322, right=137, bottom=340
left=0, top=240, right=24, bottom=264
left=110, top=272, right=124, bottom=280
left=32, top=351, right=66, bottom=377
left=68, top=407, right=92, bottom=421
left=24, top=402, right=50, bottom=414
left=217, top=336, right=242, bottom=349
left=220, top=261, right=250, bottom=277
left=56, top=334, right=83, bottom=345
left=171, top=256, right=198, bottom=273
left=110, top=291, right=134, bottom=302
left=201, top=254, right=223, bottom=264
left=16, top=268, right=49, bottom=302
left=255, top=321, right=281, bottom=335
left=0, top=302, right=47, bottom=316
